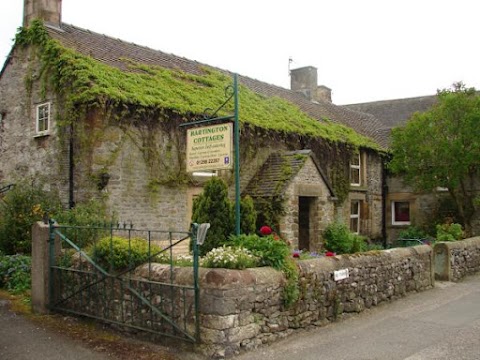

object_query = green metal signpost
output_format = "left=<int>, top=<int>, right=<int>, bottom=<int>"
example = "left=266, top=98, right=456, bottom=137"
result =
left=181, top=73, right=241, bottom=235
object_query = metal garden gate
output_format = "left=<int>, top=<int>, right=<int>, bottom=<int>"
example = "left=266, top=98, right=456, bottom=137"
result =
left=48, top=220, right=201, bottom=342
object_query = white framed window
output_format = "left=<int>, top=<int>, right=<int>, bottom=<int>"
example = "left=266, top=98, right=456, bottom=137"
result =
left=350, top=200, right=360, bottom=233
left=36, top=102, right=50, bottom=135
left=350, top=153, right=361, bottom=186
left=392, top=201, right=411, bottom=226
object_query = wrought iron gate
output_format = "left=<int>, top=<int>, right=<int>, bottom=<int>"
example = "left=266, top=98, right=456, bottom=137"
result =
left=48, top=221, right=200, bottom=342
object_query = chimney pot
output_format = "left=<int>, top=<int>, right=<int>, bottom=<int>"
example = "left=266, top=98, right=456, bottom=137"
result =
left=290, top=66, right=332, bottom=103
left=290, top=66, right=318, bottom=100
left=24, top=0, right=62, bottom=27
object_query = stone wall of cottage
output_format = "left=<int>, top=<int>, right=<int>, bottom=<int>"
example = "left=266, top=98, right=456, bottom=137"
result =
left=91, top=124, right=191, bottom=231
left=365, top=151, right=384, bottom=238
left=343, top=150, right=383, bottom=240
left=0, top=46, right=69, bottom=200
left=0, top=47, right=386, bottom=241
left=386, top=176, right=451, bottom=242
left=134, top=245, right=434, bottom=358
left=434, top=237, right=480, bottom=282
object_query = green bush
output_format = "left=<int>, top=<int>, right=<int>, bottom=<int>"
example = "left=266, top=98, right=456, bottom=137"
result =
left=252, top=196, right=284, bottom=232
left=228, top=234, right=290, bottom=268
left=0, top=180, right=62, bottom=254
left=55, top=199, right=112, bottom=248
left=398, top=226, right=429, bottom=240
left=240, top=195, right=257, bottom=235
left=191, top=177, right=234, bottom=256
left=91, top=236, right=161, bottom=270
left=323, top=222, right=367, bottom=254
left=190, top=178, right=259, bottom=255
left=201, top=246, right=260, bottom=269
left=351, top=234, right=367, bottom=253
left=0, top=253, right=32, bottom=294
left=228, top=233, right=299, bottom=305
left=436, top=222, right=463, bottom=242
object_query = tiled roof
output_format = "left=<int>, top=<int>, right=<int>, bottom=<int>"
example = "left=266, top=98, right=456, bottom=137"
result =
left=45, top=23, right=387, bottom=148
left=344, top=96, right=437, bottom=129
left=243, top=150, right=334, bottom=198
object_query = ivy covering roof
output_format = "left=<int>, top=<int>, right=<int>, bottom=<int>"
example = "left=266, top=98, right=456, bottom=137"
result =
left=14, top=21, right=385, bottom=150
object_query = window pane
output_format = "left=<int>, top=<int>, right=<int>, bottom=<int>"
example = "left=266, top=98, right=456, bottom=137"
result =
left=350, top=218, right=359, bottom=233
left=350, top=168, right=360, bottom=185
left=351, top=201, right=359, bottom=215
left=38, top=118, right=46, bottom=132
left=394, top=202, right=410, bottom=222
left=37, top=103, right=50, bottom=132
left=351, top=154, right=360, bottom=166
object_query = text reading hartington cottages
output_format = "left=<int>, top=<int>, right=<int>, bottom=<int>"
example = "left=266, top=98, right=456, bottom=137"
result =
left=190, top=125, right=228, bottom=143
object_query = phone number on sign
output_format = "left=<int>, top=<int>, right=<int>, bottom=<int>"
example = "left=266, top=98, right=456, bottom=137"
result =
left=196, top=159, right=220, bottom=165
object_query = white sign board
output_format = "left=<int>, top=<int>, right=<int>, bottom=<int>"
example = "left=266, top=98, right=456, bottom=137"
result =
left=334, top=268, right=349, bottom=281
left=186, top=123, right=233, bottom=172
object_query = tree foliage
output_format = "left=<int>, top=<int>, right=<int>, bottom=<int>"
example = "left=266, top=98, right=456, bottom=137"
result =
left=389, top=83, right=480, bottom=235
left=191, top=177, right=234, bottom=256
left=191, top=178, right=259, bottom=255
left=0, top=181, right=62, bottom=254
left=240, top=195, right=257, bottom=235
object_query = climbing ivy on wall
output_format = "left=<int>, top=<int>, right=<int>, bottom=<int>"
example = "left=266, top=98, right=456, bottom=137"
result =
left=14, top=21, right=383, bottom=199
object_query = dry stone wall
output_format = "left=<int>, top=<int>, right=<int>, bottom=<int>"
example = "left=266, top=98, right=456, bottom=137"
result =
left=434, top=237, right=480, bottom=282
left=135, top=245, right=434, bottom=358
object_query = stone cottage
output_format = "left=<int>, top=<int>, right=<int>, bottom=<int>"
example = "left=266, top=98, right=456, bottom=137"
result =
left=345, top=95, right=478, bottom=241
left=0, top=0, right=388, bottom=251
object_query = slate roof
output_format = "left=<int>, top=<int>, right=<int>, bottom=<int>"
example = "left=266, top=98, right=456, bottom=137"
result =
left=41, top=23, right=388, bottom=148
left=344, top=95, right=437, bottom=129
left=243, top=150, right=334, bottom=198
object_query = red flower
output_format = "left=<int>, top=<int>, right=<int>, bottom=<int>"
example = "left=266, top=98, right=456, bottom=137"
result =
left=259, top=226, right=272, bottom=236
left=325, top=251, right=336, bottom=257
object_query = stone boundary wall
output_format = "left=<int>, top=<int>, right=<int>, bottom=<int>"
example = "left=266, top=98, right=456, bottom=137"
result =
left=143, top=245, right=434, bottom=358
left=434, top=237, right=480, bottom=282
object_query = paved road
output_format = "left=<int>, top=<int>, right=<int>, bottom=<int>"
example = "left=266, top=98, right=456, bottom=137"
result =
left=0, top=300, right=108, bottom=360
left=233, top=274, right=480, bottom=360
left=2, top=275, right=480, bottom=360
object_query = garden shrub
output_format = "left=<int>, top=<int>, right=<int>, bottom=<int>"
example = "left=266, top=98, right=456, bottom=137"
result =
left=192, top=177, right=235, bottom=256
left=436, top=222, right=463, bottom=242
left=398, top=226, right=429, bottom=240
left=240, top=195, right=257, bottom=235
left=191, top=177, right=234, bottom=256
left=228, top=234, right=290, bottom=268
left=190, top=178, right=259, bottom=255
left=54, top=198, right=112, bottom=248
left=0, top=253, right=32, bottom=294
left=91, top=236, right=161, bottom=270
left=323, top=222, right=367, bottom=254
left=228, top=233, right=299, bottom=306
left=351, top=234, right=367, bottom=253
left=252, top=196, right=284, bottom=232
left=0, top=180, right=62, bottom=254
left=201, top=246, right=260, bottom=269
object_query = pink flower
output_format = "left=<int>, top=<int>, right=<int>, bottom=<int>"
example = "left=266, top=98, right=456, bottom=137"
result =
left=259, top=226, right=272, bottom=236
left=293, top=250, right=301, bottom=258
left=325, top=251, right=336, bottom=257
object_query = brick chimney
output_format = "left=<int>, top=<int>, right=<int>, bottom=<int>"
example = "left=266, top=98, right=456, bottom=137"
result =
left=24, top=0, right=62, bottom=27
left=290, top=66, right=332, bottom=103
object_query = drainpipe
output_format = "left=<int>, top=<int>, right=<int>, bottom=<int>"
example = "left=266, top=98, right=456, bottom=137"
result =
left=381, top=158, right=388, bottom=248
left=68, top=124, right=75, bottom=209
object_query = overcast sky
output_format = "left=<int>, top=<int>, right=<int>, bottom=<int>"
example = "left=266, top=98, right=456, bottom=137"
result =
left=1, top=0, right=478, bottom=105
